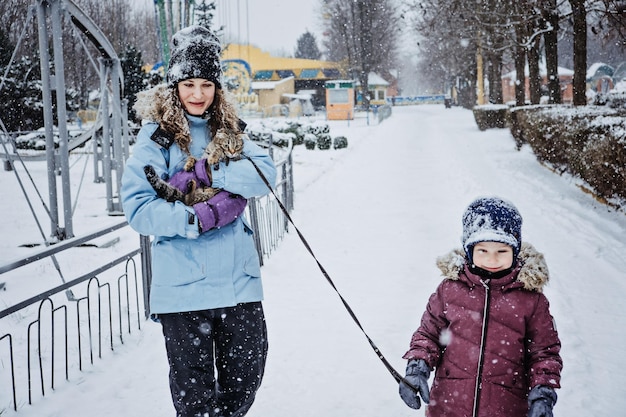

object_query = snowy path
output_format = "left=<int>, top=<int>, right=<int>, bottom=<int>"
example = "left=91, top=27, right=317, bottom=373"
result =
left=5, top=105, right=626, bottom=416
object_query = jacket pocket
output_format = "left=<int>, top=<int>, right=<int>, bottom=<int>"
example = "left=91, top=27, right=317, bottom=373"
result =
left=151, top=237, right=207, bottom=287
left=240, top=220, right=261, bottom=278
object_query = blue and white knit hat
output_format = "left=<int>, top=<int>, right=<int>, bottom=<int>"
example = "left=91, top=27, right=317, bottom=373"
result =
left=166, top=25, right=222, bottom=88
left=462, top=197, right=523, bottom=262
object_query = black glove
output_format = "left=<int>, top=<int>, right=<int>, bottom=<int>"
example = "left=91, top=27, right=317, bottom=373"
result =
left=399, top=359, right=431, bottom=409
left=528, top=385, right=557, bottom=417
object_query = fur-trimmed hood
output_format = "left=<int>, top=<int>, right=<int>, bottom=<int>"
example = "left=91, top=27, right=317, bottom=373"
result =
left=436, top=242, right=549, bottom=292
left=133, top=84, right=172, bottom=123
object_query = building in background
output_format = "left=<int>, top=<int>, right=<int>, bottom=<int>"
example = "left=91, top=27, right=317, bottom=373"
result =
left=221, top=44, right=343, bottom=115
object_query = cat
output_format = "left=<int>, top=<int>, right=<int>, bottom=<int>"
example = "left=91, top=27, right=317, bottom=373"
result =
left=144, top=128, right=245, bottom=206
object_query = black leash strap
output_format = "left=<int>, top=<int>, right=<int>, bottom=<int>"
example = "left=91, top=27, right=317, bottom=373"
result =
left=244, top=154, right=419, bottom=392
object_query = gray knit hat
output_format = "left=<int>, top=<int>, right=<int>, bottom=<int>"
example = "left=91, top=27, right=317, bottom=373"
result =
left=166, top=25, right=222, bottom=88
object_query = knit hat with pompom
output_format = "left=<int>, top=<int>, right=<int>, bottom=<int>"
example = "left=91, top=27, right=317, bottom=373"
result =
left=462, top=197, right=522, bottom=263
left=166, top=25, right=222, bottom=88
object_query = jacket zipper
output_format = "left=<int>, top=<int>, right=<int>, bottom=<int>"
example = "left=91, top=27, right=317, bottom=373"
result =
left=472, top=279, right=491, bottom=417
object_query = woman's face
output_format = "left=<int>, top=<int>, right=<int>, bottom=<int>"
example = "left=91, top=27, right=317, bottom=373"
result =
left=177, top=78, right=216, bottom=116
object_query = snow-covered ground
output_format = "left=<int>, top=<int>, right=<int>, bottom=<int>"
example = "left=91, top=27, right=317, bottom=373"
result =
left=2, top=105, right=626, bottom=416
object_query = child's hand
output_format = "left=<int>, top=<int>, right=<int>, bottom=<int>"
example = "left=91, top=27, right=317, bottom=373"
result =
left=399, top=359, right=431, bottom=409
left=528, top=385, right=557, bottom=417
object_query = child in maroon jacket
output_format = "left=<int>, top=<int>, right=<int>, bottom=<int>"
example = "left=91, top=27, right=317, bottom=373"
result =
left=399, top=197, right=562, bottom=417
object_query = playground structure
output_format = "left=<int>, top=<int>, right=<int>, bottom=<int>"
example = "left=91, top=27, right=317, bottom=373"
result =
left=0, top=0, right=128, bottom=243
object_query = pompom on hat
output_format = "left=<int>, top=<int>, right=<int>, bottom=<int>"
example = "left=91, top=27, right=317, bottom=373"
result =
left=166, top=25, right=222, bottom=88
left=462, top=197, right=523, bottom=263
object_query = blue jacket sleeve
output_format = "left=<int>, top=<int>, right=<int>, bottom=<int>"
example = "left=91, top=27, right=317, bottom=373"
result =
left=209, top=138, right=277, bottom=198
left=120, top=124, right=200, bottom=239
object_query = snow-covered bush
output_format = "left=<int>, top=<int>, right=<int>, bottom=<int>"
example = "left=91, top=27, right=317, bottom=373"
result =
left=333, top=136, right=348, bottom=149
left=301, top=121, right=330, bottom=136
left=317, top=133, right=332, bottom=150
left=245, top=125, right=274, bottom=144
left=607, top=91, right=626, bottom=109
left=271, top=132, right=296, bottom=147
left=509, top=105, right=626, bottom=202
left=472, top=104, right=509, bottom=130
left=276, top=120, right=304, bottom=145
left=304, top=133, right=316, bottom=150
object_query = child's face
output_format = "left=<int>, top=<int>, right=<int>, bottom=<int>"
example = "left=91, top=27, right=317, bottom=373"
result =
left=177, top=78, right=216, bottom=116
left=472, top=241, right=514, bottom=272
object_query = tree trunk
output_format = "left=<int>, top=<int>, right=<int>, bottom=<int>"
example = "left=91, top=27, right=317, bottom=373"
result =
left=570, top=0, right=588, bottom=105
left=528, top=36, right=542, bottom=104
left=487, top=52, right=503, bottom=104
left=543, top=0, right=561, bottom=104
left=514, top=25, right=527, bottom=106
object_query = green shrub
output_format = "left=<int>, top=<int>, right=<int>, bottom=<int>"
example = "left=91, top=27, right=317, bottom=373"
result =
left=333, top=136, right=348, bottom=149
left=276, top=120, right=304, bottom=145
left=304, top=133, right=316, bottom=150
left=472, top=104, right=509, bottom=131
left=317, top=133, right=332, bottom=150
left=508, top=105, right=626, bottom=202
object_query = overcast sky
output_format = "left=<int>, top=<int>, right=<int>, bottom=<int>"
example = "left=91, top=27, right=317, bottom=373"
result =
left=138, top=0, right=324, bottom=56
left=213, top=0, right=323, bottom=55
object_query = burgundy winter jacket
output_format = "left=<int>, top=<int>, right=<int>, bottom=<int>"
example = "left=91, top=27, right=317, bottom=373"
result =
left=403, top=243, right=562, bottom=417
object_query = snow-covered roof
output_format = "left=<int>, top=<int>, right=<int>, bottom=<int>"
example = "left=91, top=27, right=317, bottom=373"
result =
left=283, top=93, right=312, bottom=100
left=251, top=76, right=294, bottom=90
left=587, top=62, right=609, bottom=78
left=354, top=72, right=389, bottom=87
left=502, top=66, right=573, bottom=79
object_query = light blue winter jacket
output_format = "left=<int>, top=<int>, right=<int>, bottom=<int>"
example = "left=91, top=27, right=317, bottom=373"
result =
left=121, top=114, right=276, bottom=315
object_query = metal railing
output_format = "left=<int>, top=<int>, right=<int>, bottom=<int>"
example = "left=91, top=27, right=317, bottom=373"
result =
left=0, top=141, right=294, bottom=413
left=0, top=223, right=143, bottom=413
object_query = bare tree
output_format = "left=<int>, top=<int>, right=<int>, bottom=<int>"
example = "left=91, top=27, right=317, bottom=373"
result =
left=407, top=0, right=479, bottom=106
left=0, top=0, right=33, bottom=53
left=321, top=0, right=399, bottom=109
left=407, top=0, right=570, bottom=106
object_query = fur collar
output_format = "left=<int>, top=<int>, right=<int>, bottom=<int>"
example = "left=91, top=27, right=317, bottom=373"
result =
left=435, top=242, right=549, bottom=292
left=133, top=84, right=171, bottom=123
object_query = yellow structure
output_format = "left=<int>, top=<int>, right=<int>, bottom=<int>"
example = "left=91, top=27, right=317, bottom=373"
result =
left=256, top=77, right=296, bottom=117
left=222, top=44, right=341, bottom=78
left=221, top=44, right=343, bottom=114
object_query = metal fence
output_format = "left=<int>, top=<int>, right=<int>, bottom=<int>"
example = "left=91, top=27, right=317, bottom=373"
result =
left=0, top=142, right=293, bottom=413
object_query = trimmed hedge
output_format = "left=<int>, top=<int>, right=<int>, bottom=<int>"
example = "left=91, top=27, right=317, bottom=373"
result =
left=472, top=104, right=509, bottom=131
left=508, top=105, right=626, bottom=203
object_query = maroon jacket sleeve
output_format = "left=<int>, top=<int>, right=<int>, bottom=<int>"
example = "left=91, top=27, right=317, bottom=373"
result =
left=526, top=293, right=563, bottom=388
left=402, top=282, right=448, bottom=369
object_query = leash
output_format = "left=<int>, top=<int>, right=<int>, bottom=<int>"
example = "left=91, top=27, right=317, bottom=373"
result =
left=243, top=154, right=419, bottom=392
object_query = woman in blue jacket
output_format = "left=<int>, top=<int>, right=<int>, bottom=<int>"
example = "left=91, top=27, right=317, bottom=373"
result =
left=121, top=25, right=276, bottom=417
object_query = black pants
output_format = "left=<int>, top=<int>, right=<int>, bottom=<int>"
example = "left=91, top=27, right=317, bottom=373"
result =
left=159, top=302, right=268, bottom=417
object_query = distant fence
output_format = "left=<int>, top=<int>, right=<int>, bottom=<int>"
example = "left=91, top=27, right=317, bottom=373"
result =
left=374, top=104, right=392, bottom=123
left=388, top=94, right=446, bottom=106
left=0, top=140, right=293, bottom=413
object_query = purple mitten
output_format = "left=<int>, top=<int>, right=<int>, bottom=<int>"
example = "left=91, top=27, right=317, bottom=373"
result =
left=193, top=158, right=212, bottom=187
left=193, top=191, right=247, bottom=232
left=168, top=159, right=212, bottom=192
left=168, top=169, right=198, bottom=193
